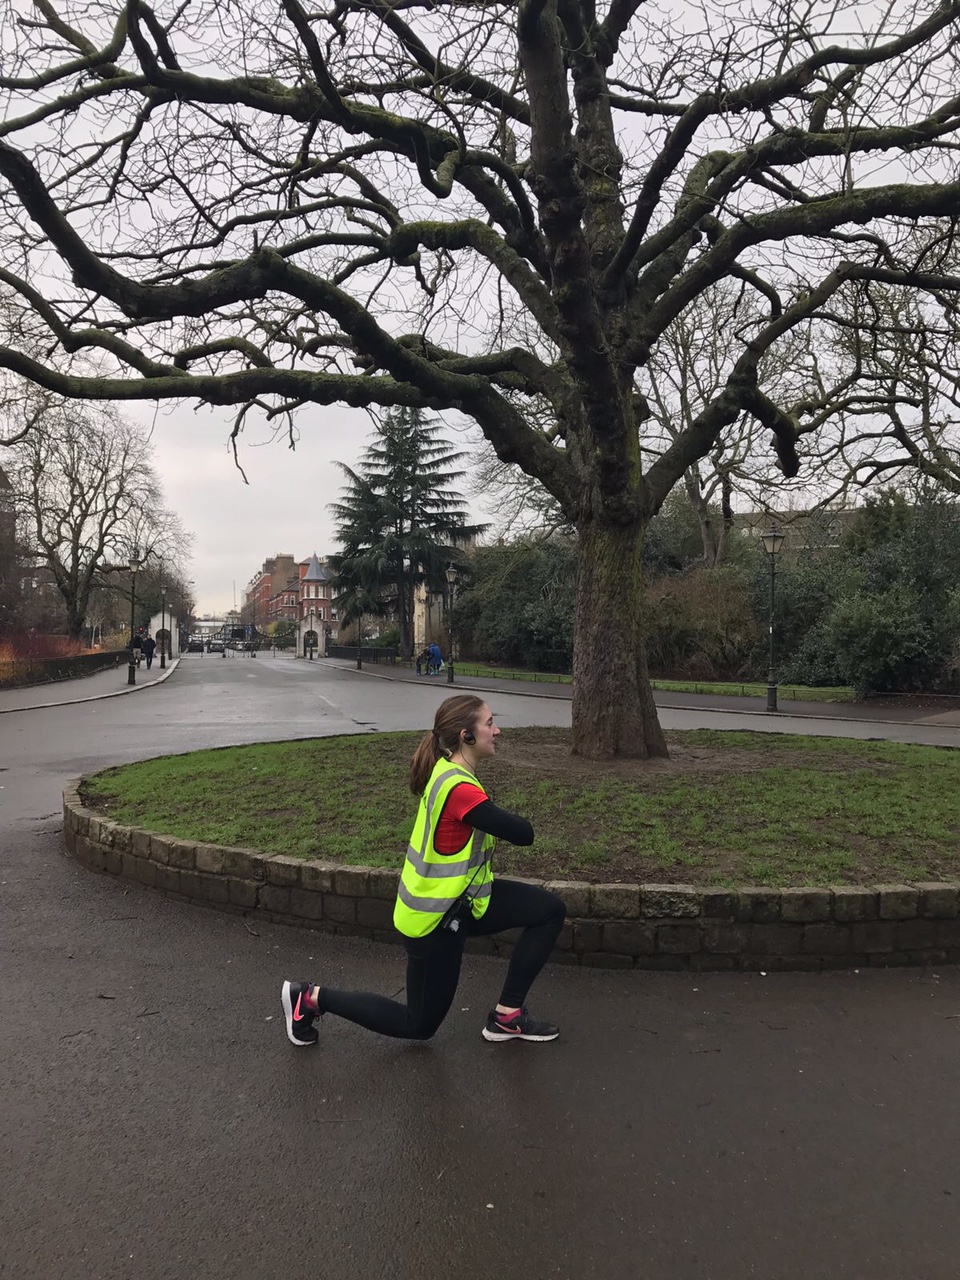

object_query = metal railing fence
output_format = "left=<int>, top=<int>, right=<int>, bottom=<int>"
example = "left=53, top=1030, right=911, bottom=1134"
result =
left=0, top=649, right=125, bottom=689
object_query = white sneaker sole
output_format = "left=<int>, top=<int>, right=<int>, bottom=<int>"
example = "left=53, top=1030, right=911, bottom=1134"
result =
left=281, top=980, right=317, bottom=1047
left=481, top=1026, right=560, bottom=1042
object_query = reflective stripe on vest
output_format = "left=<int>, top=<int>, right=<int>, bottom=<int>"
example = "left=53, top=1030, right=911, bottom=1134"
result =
left=393, top=759, right=495, bottom=938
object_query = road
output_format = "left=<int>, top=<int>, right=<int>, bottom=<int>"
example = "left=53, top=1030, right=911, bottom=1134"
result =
left=3, top=655, right=960, bottom=1280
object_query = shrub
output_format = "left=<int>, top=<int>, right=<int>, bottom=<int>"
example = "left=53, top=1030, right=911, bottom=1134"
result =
left=645, top=566, right=760, bottom=679
left=456, top=539, right=576, bottom=670
left=369, top=627, right=400, bottom=648
left=824, top=587, right=960, bottom=695
left=0, top=631, right=84, bottom=662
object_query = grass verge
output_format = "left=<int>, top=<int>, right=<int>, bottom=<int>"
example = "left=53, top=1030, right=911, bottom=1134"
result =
left=449, top=662, right=854, bottom=702
left=80, top=728, right=960, bottom=888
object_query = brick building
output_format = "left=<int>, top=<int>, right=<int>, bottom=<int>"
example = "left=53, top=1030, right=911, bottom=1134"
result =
left=241, top=551, right=339, bottom=653
left=242, top=554, right=298, bottom=630
left=297, top=553, right=338, bottom=655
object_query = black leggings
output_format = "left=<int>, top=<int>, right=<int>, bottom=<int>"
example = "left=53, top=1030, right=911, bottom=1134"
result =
left=317, top=879, right=566, bottom=1040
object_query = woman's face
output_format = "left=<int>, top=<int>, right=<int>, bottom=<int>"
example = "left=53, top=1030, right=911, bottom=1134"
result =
left=471, top=704, right=501, bottom=760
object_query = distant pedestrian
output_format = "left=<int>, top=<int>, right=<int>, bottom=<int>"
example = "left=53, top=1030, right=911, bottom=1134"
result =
left=281, top=695, right=565, bottom=1048
left=131, top=631, right=143, bottom=667
left=142, top=633, right=156, bottom=669
left=415, top=648, right=429, bottom=677
left=428, top=641, right=442, bottom=675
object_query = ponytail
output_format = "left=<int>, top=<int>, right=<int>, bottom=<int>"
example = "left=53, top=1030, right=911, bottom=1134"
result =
left=409, top=731, right=441, bottom=797
left=409, top=694, right=486, bottom=795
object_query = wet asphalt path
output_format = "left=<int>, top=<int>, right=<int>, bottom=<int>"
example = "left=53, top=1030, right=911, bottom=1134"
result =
left=3, top=656, right=960, bottom=1280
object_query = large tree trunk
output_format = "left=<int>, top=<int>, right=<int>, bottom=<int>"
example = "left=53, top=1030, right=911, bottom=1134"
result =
left=65, top=604, right=85, bottom=640
left=698, top=506, right=719, bottom=568
left=572, top=517, right=668, bottom=760
left=59, top=577, right=86, bottom=641
left=396, top=557, right=413, bottom=659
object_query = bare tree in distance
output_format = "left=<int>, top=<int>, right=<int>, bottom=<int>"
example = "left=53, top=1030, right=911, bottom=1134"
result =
left=470, top=394, right=574, bottom=541
left=470, top=447, right=573, bottom=542
left=3, top=2, right=960, bottom=755
left=789, top=279, right=960, bottom=503
left=5, top=403, right=191, bottom=639
left=0, top=380, right=61, bottom=449
left=638, top=283, right=825, bottom=567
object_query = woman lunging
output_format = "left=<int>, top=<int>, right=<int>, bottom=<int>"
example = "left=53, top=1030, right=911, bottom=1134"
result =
left=281, top=695, right=566, bottom=1046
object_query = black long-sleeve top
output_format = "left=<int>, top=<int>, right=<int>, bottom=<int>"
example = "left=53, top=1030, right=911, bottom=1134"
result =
left=462, top=799, right=534, bottom=846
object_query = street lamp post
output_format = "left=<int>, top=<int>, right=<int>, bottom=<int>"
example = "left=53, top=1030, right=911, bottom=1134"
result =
left=127, top=549, right=141, bottom=686
left=761, top=527, right=785, bottom=712
left=445, top=563, right=458, bottom=684
left=178, top=580, right=194, bottom=656
left=159, top=585, right=167, bottom=669
left=356, top=614, right=363, bottom=670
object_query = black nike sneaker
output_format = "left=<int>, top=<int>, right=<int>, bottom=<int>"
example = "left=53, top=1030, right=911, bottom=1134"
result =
left=281, top=980, right=319, bottom=1046
left=481, top=1006, right=560, bottom=1042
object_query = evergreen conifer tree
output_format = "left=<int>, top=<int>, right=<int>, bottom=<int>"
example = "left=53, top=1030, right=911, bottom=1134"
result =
left=330, top=410, right=486, bottom=657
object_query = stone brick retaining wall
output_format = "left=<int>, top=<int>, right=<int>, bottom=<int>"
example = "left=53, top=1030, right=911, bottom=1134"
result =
left=63, top=785, right=960, bottom=971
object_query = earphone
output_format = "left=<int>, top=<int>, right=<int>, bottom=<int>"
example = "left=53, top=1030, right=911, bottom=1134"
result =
left=462, top=731, right=475, bottom=745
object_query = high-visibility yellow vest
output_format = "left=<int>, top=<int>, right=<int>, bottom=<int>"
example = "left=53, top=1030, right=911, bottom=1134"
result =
left=393, top=758, right=495, bottom=938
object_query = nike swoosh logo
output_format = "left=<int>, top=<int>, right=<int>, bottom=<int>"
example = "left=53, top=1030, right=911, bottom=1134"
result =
left=293, top=993, right=304, bottom=1021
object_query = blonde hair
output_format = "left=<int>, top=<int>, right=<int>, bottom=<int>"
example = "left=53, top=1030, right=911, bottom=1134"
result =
left=409, top=695, right=486, bottom=795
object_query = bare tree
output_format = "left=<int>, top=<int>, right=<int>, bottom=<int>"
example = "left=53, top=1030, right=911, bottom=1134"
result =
left=787, top=278, right=960, bottom=500
left=5, top=402, right=189, bottom=638
left=0, top=381, right=60, bottom=449
left=2, top=2, right=960, bottom=755
left=639, top=284, right=816, bottom=567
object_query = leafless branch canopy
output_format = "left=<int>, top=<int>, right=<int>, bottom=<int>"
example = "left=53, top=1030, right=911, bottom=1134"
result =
left=2, top=0, right=960, bottom=524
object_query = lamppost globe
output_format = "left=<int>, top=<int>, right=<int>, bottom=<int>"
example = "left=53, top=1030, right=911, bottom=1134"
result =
left=761, top=529, right=785, bottom=557
left=445, top=563, right=458, bottom=684
left=761, top=527, right=784, bottom=712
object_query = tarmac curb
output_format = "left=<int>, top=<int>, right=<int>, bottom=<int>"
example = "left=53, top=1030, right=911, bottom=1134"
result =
left=63, top=782, right=960, bottom=972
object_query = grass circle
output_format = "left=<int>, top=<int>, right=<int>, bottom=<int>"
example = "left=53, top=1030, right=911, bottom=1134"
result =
left=80, top=728, right=960, bottom=888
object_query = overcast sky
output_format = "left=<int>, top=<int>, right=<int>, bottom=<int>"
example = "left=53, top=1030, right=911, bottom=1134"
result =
left=136, top=399, right=491, bottom=617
